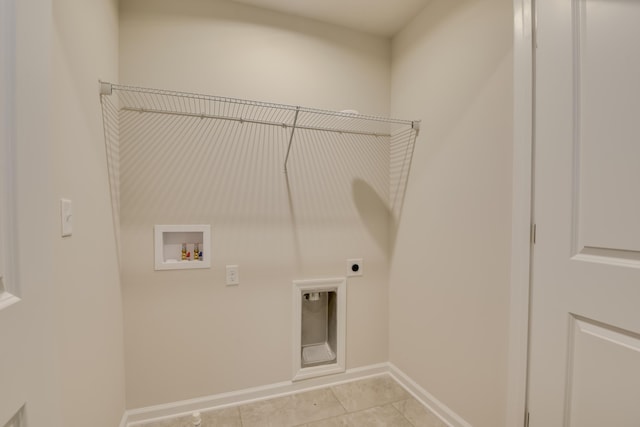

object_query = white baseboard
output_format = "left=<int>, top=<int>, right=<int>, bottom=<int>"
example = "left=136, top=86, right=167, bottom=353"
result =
left=121, top=363, right=471, bottom=427
left=123, top=363, right=389, bottom=426
left=388, top=363, right=472, bottom=427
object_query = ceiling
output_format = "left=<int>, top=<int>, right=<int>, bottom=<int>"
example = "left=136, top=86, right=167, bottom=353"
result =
left=229, top=0, right=430, bottom=37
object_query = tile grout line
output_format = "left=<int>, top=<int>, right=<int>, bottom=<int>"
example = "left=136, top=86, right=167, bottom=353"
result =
left=391, top=398, right=420, bottom=427
left=236, top=404, right=245, bottom=427
left=328, top=384, right=349, bottom=414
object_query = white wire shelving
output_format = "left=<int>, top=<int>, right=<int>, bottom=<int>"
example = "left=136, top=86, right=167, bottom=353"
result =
left=99, top=82, right=420, bottom=173
left=99, top=82, right=420, bottom=266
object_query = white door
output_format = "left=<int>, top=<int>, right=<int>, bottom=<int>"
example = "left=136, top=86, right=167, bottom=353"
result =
left=528, top=0, right=640, bottom=425
left=0, top=0, right=28, bottom=425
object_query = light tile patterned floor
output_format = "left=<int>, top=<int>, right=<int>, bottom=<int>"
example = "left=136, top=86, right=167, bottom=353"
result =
left=139, top=375, right=447, bottom=427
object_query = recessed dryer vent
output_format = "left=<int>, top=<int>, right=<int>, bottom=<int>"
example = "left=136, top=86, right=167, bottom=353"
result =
left=293, top=278, right=346, bottom=381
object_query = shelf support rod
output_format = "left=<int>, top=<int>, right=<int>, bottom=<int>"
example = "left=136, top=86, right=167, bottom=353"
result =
left=283, top=107, right=301, bottom=174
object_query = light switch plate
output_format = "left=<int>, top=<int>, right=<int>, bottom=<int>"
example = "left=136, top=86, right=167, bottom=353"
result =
left=60, top=198, right=72, bottom=237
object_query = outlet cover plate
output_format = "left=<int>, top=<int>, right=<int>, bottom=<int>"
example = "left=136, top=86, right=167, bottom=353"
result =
left=60, top=199, right=73, bottom=237
left=226, top=265, right=239, bottom=285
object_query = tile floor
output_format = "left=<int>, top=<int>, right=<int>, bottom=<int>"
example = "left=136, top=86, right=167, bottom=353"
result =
left=139, top=375, right=448, bottom=427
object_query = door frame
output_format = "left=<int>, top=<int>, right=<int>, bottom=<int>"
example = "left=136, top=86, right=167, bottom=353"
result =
left=507, top=0, right=534, bottom=425
left=0, top=0, right=17, bottom=303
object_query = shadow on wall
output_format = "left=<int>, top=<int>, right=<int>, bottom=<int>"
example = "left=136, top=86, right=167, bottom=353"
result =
left=349, top=126, right=419, bottom=253
left=351, top=178, right=391, bottom=254
left=352, top=141, right=418, bottom=255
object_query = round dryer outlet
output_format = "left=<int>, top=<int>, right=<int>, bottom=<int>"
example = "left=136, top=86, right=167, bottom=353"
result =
left=347, top=259, right=363, bottom=277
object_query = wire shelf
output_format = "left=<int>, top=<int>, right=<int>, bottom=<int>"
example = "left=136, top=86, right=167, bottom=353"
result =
left=100, top=82, right=419, bottom=139
left=99, top=82, right=419, bottom=253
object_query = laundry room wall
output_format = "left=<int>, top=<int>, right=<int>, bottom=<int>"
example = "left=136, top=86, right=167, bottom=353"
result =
left=389, top=0, right=514, bottom=425
left=119, top=0, right=396, bottom=408
left=52, top=0, right=126, bottom=425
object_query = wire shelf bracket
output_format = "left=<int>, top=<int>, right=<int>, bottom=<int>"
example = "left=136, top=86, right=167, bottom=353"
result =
left=284, top=107, right=301, bottom=174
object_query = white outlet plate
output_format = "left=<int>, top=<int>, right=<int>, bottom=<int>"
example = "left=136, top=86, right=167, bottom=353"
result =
left=347, top=258, right=363, bottom=277
left=60, top=198, right=73, bottom=237
left=226, top=265, right=239, bottom=285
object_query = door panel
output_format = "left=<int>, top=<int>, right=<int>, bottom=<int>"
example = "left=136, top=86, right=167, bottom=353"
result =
left=576, top=0, right=640, bottom=256
left=529, top=0, right=640, bottom=425
left=568, top=316, right=640, bottom=427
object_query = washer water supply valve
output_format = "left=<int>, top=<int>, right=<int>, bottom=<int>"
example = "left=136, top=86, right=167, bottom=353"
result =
left=305, top=292, right=321, bottom=301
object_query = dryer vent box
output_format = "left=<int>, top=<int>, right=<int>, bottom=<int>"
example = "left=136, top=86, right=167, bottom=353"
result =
left=293, top=278, right=346, bottom=381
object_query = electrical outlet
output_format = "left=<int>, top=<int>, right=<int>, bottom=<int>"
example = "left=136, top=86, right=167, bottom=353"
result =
left=226, top=265, right=239, bottom=285
left=60, top=198, right=73, bottom=237
left=347, top=258, right=363, bottom=277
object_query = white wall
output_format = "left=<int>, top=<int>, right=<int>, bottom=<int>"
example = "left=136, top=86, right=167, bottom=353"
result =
left=119, top=0, right=391, bottom=115
left=52, top=0, right=126, bottom=425
left=11, top=0, right=60, bottom=425
left=389, top=0, right=513, bottom=426
left=119, top=0, right=393, bottom=409
left=3, top=0, right=125, bottom=425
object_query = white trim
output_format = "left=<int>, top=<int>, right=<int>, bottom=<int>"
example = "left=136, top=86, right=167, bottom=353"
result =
left=0, top=0, right=17, bottom=301
left=388, top=363, right=471, bottom=427
left=122, top=363, right=389, bottom=426
left=507, top=0, right=534, bottom=426
left=292, top=277, right=346, bottom=381
left=121, top=363, right=474, bottom=427
left=0, top=291, right=20, bottom=311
